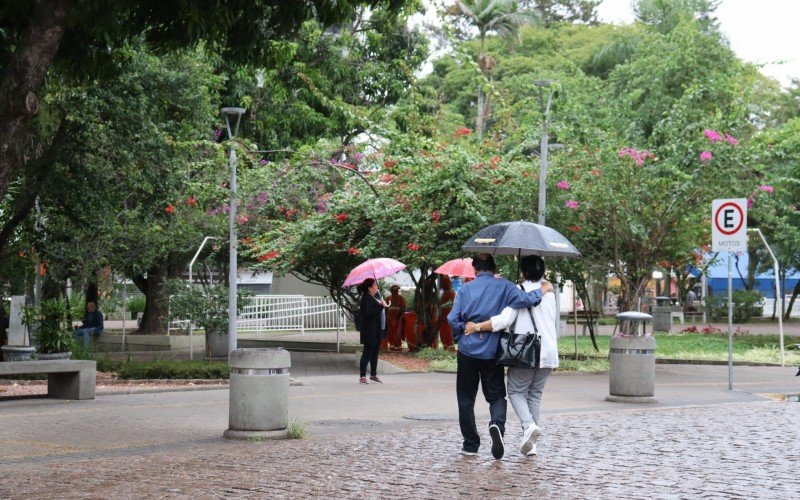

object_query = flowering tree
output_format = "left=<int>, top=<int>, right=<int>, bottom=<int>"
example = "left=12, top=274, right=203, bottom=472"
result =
left=546, top=126, right=751, bottom=313
left=243, top=129, right=535, bottom=344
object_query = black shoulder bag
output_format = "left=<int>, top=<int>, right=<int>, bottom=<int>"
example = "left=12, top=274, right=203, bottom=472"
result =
left=495, top=289, right=541, bottom=368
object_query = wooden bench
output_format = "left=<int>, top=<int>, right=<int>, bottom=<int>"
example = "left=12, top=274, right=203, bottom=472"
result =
left=564, top=310, right=600, bottom=336
left=0, top=360, right=96, bottom=400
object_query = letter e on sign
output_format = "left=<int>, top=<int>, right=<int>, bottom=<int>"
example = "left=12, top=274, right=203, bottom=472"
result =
left=711, top=199, right=747, bottom=252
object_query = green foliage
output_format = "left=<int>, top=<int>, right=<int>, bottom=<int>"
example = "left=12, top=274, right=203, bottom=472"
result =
left=229, top=6, right=429, bottom=150
left=26, top=299, right=75, bottom=354
left=287, top=420, right=307, bottom=440
left=166, top=280, right=252, bottom=334
left=96, top=358, right=124, bottom=373
left=704, top=290, right=764, bottom=323
left=127, top=296, right=146, bottom=316
left=414, top=347, right=456, bottom=361
left=115, top=360, right=230, bottom=380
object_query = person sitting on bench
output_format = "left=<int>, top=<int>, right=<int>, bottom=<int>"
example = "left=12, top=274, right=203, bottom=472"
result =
left=73, top=301, right=104, bottom=347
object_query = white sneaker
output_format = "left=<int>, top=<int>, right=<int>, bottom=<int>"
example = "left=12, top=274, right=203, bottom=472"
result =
left=520, top=423, right=541, bottom=455
left=526, top=443, right=538, bottom=456
left=460, top=448, right=478, bottom=456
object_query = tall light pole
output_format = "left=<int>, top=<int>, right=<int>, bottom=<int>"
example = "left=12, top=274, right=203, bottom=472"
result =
left=534, top=80, right=557, bottom=226
left=221, top=107, right=245, bottom=357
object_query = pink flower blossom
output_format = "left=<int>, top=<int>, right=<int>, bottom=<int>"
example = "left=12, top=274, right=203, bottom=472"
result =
left=565, top=200, right=580, bottom=210
left=746, top=196, right=754, bottom=208
left=556, top=180, right=570, bottom=190
left=725, top=133, right=739, bottom=146
left=618, top=146, right=653, bottom=165
left=700, top=151, right=713, bottom=163
left=704, top=129, right=723, bottom=144
left=757, top=185, right=774, bottom=193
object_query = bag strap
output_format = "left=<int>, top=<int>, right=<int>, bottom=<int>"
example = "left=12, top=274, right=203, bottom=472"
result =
left=519, top=284, right=539, bottom=335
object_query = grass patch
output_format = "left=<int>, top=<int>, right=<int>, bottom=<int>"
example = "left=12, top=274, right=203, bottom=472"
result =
left=429, top=358, right=458, bottom=372
left=287, top=420, right=307, bottom=439
left=558, top=333, right=800, bottom=365
left=415, top=347, right=456, bottom=361
left=557, top=356, right=609, bottom=372
left=416, top=347, right=457, bottom=372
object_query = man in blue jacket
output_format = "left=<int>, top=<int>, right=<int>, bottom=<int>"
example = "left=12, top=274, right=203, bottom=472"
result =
left=73, top=301, right=104, bottom=347
left=447, top=253, right=553, bottom=459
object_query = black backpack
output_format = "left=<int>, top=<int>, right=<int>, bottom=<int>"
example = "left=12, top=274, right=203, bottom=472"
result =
left=354, top=309, right=363, bottom=331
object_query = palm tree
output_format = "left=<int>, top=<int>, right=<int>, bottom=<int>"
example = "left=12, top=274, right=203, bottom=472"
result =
left=450, top=0, right=538, bottom=137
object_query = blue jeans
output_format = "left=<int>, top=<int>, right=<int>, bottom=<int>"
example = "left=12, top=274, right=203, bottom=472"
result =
left=74, top=327, right=101, bottom=347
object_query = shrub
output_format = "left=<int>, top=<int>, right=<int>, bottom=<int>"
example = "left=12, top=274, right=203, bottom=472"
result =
left=116, top=360, right=229, bottom=379
left=127, top=295, right=146, bottom=319
left=704, top=290, right=763, bottom=323
left=25, top=298, right=75, bottom=354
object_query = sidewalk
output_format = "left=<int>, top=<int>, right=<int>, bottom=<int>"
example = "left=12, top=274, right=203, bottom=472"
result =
left=1, top=361, right=798, bottom=498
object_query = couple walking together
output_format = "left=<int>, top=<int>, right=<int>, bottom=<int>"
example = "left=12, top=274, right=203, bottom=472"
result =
left=447, top=253, right=558, bottom=459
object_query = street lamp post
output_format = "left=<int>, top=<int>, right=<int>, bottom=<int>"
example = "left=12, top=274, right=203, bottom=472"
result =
left=534, top=80, right=557, bottom=226
left=221, top=107, right=245, bottom=357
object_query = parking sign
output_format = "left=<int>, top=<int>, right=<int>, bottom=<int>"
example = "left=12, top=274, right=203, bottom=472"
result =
left=711, top=198, right=747, bottom=252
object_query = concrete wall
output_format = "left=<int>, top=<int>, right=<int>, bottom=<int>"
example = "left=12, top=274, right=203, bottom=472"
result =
left=270, top=274, right=330, bottom=297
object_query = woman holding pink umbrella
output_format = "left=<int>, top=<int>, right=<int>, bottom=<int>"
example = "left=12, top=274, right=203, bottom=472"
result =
left=357, top=278, right=390, bottom=384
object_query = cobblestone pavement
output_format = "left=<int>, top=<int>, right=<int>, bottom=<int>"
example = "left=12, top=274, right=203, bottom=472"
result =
left=2, top=361, right=799, bottom=499
left=0, top=399, right=797, bottom=498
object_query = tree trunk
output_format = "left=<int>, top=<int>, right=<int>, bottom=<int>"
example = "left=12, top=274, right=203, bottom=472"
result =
left=476, top=85, right=485, bottom=138
left=0, top=0, right=70, bottom=200
left=785, top=280, right=799, bottom=322
left=132, top=265, right=170, bottom=335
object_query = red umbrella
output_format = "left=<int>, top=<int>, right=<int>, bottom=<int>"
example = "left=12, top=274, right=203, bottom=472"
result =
left=343, top=258, right=407, bottom=287
left=434, top=257, right=475, bottom=279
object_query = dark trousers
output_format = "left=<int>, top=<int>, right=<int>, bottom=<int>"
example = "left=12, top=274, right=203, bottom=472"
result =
left=456, top=351, right=507, bottom=452
left=359, top=343, right=380, bottom=377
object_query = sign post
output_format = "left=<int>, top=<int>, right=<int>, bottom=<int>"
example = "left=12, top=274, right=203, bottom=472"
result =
left=711, top=198, right=748, bottom=390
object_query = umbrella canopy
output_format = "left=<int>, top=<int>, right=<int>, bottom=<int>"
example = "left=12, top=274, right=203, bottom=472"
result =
left=434, top=258, right=476, bottom=279
left=343, top=258, right=407, bottom=287
left=462, top=220, right=581, bottom=258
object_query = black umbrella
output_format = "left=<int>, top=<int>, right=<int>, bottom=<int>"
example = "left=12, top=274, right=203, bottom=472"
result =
left=462, top=220, right=581, bottom=258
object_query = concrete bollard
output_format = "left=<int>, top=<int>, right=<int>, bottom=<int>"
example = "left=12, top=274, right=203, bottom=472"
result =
left=223, top=348, right=291, bottom=440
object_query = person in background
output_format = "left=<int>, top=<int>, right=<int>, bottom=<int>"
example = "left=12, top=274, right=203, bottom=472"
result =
left=467, top=255, right=558, bottom=457
left=384, top=285, right=406, bottom=351
left=438, top=275, right=456, bottom=350
left=685, top=288, right=698, bottom=311
left=358, top=278, right=390, bottom=384
left=73, top=300, right=104, bottom=347
left=448, top=253, right=553, bottom=460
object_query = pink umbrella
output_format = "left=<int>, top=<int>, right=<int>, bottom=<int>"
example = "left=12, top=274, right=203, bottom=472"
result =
left=434, top=257, right=475, bottom=279
left=343, top=258, right=407, bottom=287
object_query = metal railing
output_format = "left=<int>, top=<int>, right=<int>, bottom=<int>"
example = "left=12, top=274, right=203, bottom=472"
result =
left=762, top=297, right=800, bottom=318
left=237, top=295, right=346, bottom=334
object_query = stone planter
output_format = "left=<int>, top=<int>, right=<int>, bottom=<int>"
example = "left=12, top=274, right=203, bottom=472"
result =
left=37, top=351, right=72, bottom=360
left=1, top=345, right=36, bottom=361
left=206, top=330, right=229, bottom=359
